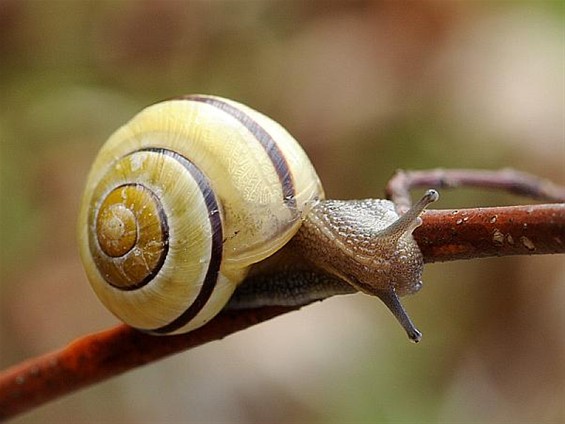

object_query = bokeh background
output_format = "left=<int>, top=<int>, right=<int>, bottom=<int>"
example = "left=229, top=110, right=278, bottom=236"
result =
left=1, top=1, right=563, bottom=423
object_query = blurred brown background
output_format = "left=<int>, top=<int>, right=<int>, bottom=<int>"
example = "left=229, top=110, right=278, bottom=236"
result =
left=0, top=1, right=563, bottom=423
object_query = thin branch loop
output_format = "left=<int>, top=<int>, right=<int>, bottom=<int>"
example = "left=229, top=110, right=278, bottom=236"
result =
left=386, top=168, right=565, bottom=213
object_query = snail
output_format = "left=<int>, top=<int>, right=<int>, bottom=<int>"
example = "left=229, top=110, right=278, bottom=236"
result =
left=78, top=95, right=438, bottom=342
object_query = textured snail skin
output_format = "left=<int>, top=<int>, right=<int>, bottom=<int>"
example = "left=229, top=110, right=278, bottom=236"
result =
left=78, top=94, right=437, bottom=341
left=229, top=190, right=438, bottom=342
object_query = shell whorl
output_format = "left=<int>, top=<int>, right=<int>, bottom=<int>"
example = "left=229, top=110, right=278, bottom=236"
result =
left=93, top=182, right=169, bottom=290
left=78, top=95, right=323, bottom=334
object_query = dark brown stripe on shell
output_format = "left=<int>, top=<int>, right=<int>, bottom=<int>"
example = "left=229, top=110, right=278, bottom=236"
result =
left=139, top=148, right=223, bottom=334
left=181, top=95, right=297, bottom=210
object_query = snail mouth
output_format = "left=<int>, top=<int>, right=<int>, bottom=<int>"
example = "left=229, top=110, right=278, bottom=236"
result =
left=91, top=183, right=169, bottom=291
left=338, top=273, right=386, bottom=298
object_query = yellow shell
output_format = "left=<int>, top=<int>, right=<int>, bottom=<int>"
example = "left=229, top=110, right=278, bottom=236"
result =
left=78, top=95, right=324, bottom=334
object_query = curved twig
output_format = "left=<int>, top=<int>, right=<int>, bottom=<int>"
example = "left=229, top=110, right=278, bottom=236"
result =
left=0, top=307, right=298, bottom=421
left=0, top=204, right=564, bottom=420
left=1, top=168, right=564, bottom=420
left=386, top=168, right=565, bottom=212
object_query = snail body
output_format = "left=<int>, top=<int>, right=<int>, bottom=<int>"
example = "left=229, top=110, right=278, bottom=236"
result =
left=78, top=95, right=437, bottom=341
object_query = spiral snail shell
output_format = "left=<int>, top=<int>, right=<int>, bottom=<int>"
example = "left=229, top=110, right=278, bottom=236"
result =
left=78, top=95, right=438, bottom=341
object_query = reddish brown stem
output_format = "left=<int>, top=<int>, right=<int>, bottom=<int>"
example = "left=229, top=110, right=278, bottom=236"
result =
left=418, top=204, right=565, bottom=262
left=0, top=204, right=563, bottom=420
left=0, top=306, right=298, bottom=420
left=1, top=169, right=564, bottom=419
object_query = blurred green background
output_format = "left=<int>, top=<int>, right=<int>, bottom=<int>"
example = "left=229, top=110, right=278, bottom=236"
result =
left=1, top=1, right=563, bottom=423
